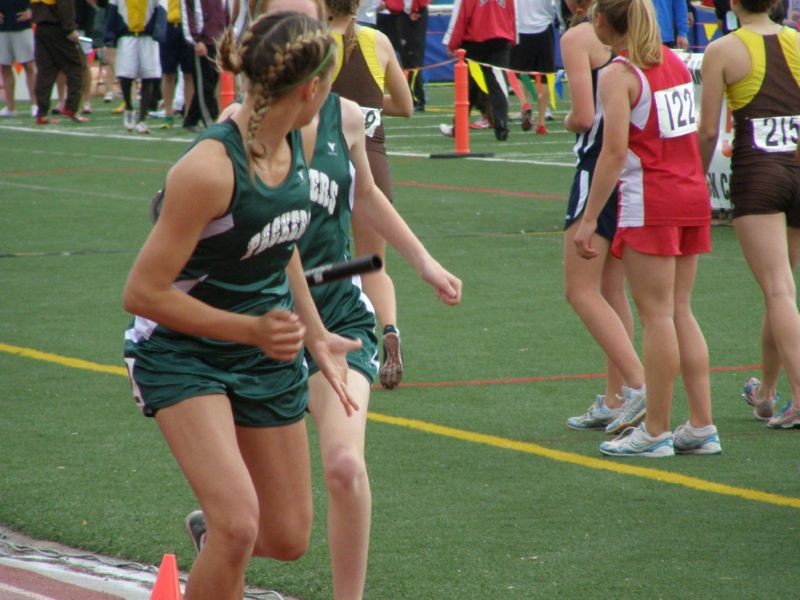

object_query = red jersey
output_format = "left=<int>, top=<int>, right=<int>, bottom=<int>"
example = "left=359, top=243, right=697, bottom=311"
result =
left=613, top=47, right=710, bottom=228
left=443, top=0, right=516, bottom=51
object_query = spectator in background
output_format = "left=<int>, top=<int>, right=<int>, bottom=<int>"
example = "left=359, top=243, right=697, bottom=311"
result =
left=104, top=0, right=163, bottom=133
left=443, top=0, right=516, bottom=141
left=91, top=0, right=117, bottom=102
left=75, top=0, right=97, bottom=113
left=181, top=0, right=228, bottom=131
left=653, top=0, right=688, bottom=48
left=32, top=0, right=87, bottom=123
left=0, top=0, right=37, bottom=116
left=159, top=0, right=194, bottom=128
left=385, top=0, right=430, bottom=111
left=511, top=0, right=556, bottom=134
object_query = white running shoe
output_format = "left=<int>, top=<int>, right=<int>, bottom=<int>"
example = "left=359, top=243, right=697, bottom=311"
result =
left=605, top=385, right=647, bottom=434
left=0, top=106, right=17, bottom=117
left=439, top=123, right=454, bottom=137
left=123, top=110, right=135, bottom=131
left=566, top=395, right=622, bottom=430
left=135, top=121, right=150, bottom=134
left=600, top=423, right=674, bottom=457
left=673, top=422, right=722, bottom=455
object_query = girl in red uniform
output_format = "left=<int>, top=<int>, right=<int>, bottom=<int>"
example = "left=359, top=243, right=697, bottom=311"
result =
left=574, top=0, right=721, bottom=456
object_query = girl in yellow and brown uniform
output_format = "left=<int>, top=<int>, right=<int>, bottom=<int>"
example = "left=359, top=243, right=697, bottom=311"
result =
left=327, top=0, right=413, bottom=389
left=699, top=0, right=800, bottom=429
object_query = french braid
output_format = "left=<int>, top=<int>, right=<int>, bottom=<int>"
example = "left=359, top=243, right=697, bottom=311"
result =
left=217, top=12, right=335, bottom=176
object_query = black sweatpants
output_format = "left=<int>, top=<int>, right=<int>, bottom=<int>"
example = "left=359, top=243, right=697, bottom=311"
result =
left=34, top=23, right=83, bottom=115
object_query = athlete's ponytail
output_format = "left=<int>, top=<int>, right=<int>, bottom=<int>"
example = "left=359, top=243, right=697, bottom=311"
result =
left=594, top=0, right=662, bottom=68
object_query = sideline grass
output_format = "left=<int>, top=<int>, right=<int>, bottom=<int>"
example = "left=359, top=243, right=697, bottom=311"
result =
left=1, top=87, right=799, bottom=598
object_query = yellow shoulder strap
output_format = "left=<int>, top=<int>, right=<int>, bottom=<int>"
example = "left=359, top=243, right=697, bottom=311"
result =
left=726, top=28, right=766, bottom=111
left=778, top=27, right=800, bottom=90
left=358, top=27, right=385, bottom=91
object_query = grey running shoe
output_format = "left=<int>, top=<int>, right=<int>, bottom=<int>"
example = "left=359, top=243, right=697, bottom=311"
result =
left=185, top=510, right=207, bottom=554
left=604, top=385, right=647, bottom=434
left=742, top=377, right=777, bottom=421
left=566, top=395, right=622, bottom=430
left=673, top=421, right=722, bottom=455
left=379, top=326, right=403, bottom=390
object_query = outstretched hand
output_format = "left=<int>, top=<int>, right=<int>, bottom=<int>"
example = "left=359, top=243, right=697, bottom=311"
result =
left=254, top=309, right=306, bottom=362
left=307, top=334, right=362, bottom=416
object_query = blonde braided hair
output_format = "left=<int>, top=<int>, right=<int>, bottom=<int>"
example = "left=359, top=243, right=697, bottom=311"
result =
left=217, top=12, right=335, bottom=176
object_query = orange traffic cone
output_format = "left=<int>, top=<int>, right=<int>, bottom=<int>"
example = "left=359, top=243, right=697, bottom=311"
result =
left=220, top=71, right=235, bottom=109
left=429, top=49, right=494, bottom=159
left=150, top=553, right=183, bottom=600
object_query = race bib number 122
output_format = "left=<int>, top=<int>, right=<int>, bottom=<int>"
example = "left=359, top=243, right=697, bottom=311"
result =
left=654, top=82, right=697, bottom=139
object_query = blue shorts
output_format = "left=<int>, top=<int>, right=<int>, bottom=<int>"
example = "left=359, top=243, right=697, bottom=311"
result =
left=160, top=22, right=194, bottom=75
left=564, top=165, right=619, bottom=241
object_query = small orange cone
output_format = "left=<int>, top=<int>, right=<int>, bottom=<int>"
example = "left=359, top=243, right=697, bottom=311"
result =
left=220, top=71, right=235, bottom=109
left=150, top=553, right=183, bottom=600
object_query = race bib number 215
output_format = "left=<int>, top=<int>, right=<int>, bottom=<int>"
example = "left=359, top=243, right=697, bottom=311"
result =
left=752, top=115, right=800, bottom=152
left=654, top=82, right=697, bottom=139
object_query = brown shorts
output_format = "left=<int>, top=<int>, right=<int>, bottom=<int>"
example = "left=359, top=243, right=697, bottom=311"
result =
left=730, top=157, right=800, bottom=226
left=366, top=142, right=393, bottom=203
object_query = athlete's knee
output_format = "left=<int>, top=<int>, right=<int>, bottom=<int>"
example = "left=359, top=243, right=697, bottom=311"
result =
left=207, top=507, right=260, bottom=562
left=324, top=445, right=368, bottom=495
left=253, top=520, right=311, bottom=561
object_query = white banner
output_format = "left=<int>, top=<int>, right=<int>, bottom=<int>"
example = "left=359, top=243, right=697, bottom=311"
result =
left=678, top=51, right=732, bottom=211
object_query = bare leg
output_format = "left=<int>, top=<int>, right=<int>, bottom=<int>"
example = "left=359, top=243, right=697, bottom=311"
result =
left=237, top=420, right=313, bottom=561
left=162, top=72, right=176, bottom=116
left=623, top=249, right=679, bottom=435
left=537, top=79, right=549, bottom=129
left=735, top=215, right=800, bottom=408
left=600, top=253, right=636, bottom=404
left=564, top=221, right=644, bottom=403
left=309, top=370, right=372, bottom=600
left=673, top=254, right=713, bottom=427
left=352, top=209, right=397, bottom=328
left=1, top=65, right=16, bottom=110
left=156, top=396, right=258, bottom=600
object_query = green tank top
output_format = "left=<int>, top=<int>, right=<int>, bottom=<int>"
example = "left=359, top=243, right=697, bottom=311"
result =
left=129, top=122, right=312, bottom=355
left=297, top=94, right=373, bottom=332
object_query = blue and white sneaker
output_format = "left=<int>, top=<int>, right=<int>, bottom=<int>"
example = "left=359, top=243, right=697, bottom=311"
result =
left=604, top=385, right=647, bottom=434
left=673, top=421, right=722, bottom=455
left=600, top=423, right=674, bottom=457
left=566, top=394, right=622, bottom=430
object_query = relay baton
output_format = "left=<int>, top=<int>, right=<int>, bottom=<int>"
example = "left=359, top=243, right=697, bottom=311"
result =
left=305, top=255, right=382, bottom=287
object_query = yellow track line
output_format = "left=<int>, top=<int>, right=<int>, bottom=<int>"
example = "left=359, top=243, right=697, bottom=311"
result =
left=0, top=342, right=127, bottom=376
left=2, top=341, right=798, bottom=509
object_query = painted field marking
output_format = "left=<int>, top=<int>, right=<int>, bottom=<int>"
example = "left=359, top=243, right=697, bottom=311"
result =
left=1, top=342, right=796, bottom=510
